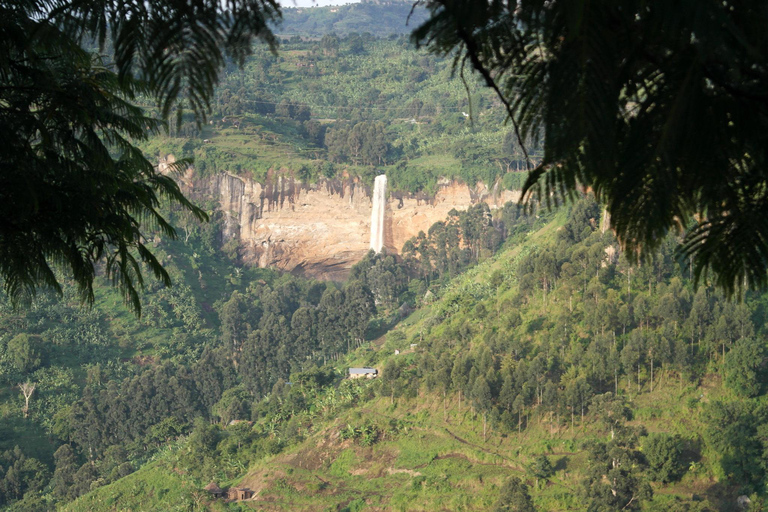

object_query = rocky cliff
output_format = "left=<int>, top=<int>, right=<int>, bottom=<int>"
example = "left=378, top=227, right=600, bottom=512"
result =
left=164, top=158, right=520, bottom=280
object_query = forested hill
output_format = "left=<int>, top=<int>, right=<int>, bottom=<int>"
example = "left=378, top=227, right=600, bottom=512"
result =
left=0, top=191, right=521, bottom=509
left=143, top=35, right=537, bottom=197
left=53, top=197, right=768, bottom=511
left=277, top=1, right=428, bottom=37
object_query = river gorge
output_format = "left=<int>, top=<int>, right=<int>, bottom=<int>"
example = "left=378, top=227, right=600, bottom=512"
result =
left=163, top=157, right=521, bottom=280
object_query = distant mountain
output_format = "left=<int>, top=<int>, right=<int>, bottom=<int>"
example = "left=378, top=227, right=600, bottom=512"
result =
left=277, top=0, right=428, bottom=37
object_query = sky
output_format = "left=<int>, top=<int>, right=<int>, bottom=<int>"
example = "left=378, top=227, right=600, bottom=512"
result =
left=280, top=0, right=360, bottom=7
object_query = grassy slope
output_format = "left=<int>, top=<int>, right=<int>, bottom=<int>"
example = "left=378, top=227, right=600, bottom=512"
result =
left=65, top=213, right=728, bottom=512
left=61, top=449, right=219, bottom=512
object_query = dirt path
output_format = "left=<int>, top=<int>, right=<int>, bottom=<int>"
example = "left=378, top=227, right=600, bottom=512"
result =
left=441, top=428, right=525, bottom=471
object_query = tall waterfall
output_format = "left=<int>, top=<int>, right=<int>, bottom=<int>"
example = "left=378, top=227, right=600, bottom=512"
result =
left=370, top=174, right=387, bottom=253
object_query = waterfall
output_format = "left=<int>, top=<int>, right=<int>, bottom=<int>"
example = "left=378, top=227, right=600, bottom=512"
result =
left=370, top=174, right=387, bottom=253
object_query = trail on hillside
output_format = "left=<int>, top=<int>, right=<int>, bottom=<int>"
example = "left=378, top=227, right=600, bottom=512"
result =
left=442, top=428, right=525, bottom=471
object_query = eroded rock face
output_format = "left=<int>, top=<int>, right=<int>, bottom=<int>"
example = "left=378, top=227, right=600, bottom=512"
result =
left=164, top=158, right=520, bottom=280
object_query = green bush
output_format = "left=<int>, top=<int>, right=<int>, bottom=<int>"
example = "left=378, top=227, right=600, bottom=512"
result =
left=643, top=433, right=686, bottom=483
left=725, top=337, right=768, bottom=397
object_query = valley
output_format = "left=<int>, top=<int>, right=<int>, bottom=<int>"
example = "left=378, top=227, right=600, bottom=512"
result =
left=0, top=3, right=766, bottom=512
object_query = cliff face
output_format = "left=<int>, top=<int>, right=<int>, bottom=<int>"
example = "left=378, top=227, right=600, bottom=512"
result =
left=166, top=160, right=520, bottom=280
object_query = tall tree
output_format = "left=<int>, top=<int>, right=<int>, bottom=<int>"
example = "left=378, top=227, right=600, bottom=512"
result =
left=52, top=445, right=78, bottom=499
left=725, top=337, right=768, bottom=398
left=471, top=375, right=492, bottom=440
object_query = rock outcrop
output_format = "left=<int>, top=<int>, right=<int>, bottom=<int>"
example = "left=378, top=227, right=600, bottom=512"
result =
left=164, top=158, right=520, bottom=280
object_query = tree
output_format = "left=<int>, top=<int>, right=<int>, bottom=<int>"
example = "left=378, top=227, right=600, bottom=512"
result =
left=220, top=291, right=250, bottom=352
left=18, top=382, right=35, bottom=419
left=414, top=1, right=768, bottom=295
left=590, top=393, right=632, bottom=441
left=380, top=359, right=403, bottom=405
left=320, top=33, right=340, bottom=57
left=6, top=334, right=43, bottom=374
left=434, top=354, right=453, bottom=420
left=188, top=418, right=222, bottom=456
left=622, top=332, right=645, bottom=394
left=148, top=417, right=188, bottom=446
left=528, top=454, right=554, bottom=488
left=643, top=434, right=686, bottom=484
left=294, top=104, right=311, bottom=123
left=451, top=355, right=470, bottom=412
left=0, top=447, right=49, bottom=503
left=52, top=445, right=78, bottom=500
left=0, top=0, right=280, bottom=313
left=704, top=400, right=767, bottom=490
left=100, top=445, right=133, bottom=483
left=213, top=386, right=251, bottom=425
left=342, top=280, right=376, bottom=348
left=471, top=375, right=492, bottom=440
left=581, top=430, right=652, bottom=512
left=493, top=477, right=536, bottom=512
left=346, top=33, right=366, bottom=55
left=275, top=99, right=294, bottom=119
left=724, top=337, right=768, bottom=398
left=71, top=461, right=99, bottom=498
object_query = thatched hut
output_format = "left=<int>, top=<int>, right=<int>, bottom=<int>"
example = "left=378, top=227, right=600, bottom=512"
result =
left=204, top=482, right=226, bottom=499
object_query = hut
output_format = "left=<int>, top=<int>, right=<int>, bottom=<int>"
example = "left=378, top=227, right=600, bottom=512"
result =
left=228, top=487, right=255, bottom=500
left=204, top=482, right=226, bottom=499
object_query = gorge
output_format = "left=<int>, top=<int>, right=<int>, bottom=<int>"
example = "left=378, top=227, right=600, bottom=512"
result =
left=164, top=158, right=522, bottom=280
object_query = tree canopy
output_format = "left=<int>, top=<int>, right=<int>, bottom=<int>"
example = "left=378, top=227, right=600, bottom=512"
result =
left=0, top=0, right=279, bottom=313
left=414, top=0, right=768, bottom=295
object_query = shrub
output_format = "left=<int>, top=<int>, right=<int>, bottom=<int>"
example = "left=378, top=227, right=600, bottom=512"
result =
left=643, top=433, right=686, bottom=483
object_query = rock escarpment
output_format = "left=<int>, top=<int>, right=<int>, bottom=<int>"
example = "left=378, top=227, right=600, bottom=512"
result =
left=165, top=159, right=520, bottom=280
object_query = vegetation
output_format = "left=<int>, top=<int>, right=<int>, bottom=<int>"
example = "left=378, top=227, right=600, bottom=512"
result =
left=278, top=1, right=428, bottom=38
left=414, top=0, right=768, bottom=295
left=0, top=0, right=281, bottom=312
left=2, top=3, right=768, bottom=511
left=144, top=35, right=539, bottom=195
left=0, top=189, right=766, bottom=510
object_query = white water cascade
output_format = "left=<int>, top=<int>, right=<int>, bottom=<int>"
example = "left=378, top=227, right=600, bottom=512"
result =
left=370, top=174, right=387, bottom=253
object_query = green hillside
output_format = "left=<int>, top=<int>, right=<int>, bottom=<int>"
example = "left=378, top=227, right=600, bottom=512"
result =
left=143, top=35, right=534, bottom=196
left=277, top=1, right=429, bottom=38
left=52, top=199, right=768, bottom=512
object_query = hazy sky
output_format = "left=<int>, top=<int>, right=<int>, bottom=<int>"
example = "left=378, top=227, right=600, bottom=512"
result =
left=280, top=0, right=360, bottom=7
